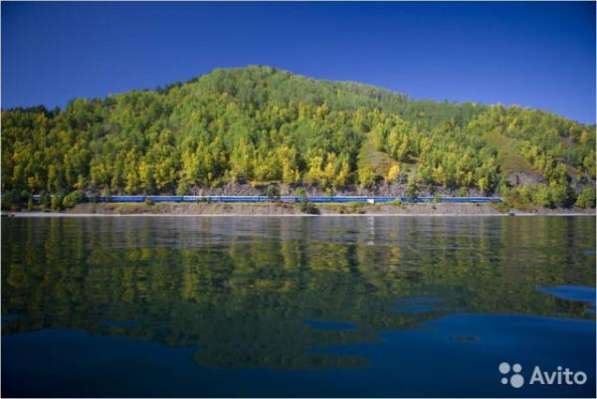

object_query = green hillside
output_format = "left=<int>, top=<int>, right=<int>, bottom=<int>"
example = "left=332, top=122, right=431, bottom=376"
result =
left=2, top=65, right=595, bottom=209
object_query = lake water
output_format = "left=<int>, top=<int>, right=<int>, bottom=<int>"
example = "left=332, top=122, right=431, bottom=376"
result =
left=2, top=216, right=595, bottom=397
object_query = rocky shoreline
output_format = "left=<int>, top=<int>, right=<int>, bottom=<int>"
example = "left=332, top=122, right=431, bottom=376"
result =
left=3, top=202, right=595, bottom=217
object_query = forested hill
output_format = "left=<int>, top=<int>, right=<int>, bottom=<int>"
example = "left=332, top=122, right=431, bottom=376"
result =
left=2, top=65, right=596, bottom=208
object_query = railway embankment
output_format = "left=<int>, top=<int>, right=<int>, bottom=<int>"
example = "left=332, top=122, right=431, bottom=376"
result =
left=5, top=202, right=595, bottom=216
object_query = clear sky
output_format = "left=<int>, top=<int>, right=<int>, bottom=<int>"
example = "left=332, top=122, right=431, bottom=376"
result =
left=2, top=1, right=595, bottom=123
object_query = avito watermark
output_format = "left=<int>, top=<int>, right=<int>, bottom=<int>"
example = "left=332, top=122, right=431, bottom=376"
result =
left=499, top=362, right=588, bottom=389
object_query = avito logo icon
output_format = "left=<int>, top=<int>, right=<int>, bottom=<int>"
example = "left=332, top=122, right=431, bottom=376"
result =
left=499, top=362, right=525, bottom=388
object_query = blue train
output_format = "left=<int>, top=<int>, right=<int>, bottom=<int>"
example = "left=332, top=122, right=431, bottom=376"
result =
left=31, top=195, right=502, bottom=204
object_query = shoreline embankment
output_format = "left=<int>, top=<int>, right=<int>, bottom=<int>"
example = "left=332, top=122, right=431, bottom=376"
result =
left=3, top=202, right=595, bottom=217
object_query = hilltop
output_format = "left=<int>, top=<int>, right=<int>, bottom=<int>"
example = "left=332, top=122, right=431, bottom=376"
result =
left=2, top=65, right=595, bottom=210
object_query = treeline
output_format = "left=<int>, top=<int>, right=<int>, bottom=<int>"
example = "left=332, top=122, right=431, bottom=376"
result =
left=2, top=65, right=595, bottom=209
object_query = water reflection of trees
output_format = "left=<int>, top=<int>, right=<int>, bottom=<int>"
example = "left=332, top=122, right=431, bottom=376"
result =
left=2, top=217, right=595, bottom=368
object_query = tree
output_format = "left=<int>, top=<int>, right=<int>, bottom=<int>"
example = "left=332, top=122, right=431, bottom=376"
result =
left=405, top=174, right=419, bottom=199
left=63, top=190, right=85, bottom=209
left=333, top=155, right=351, bottom=188
left=305, top=154, right=325, bottom=186
left=39, top=191, right=50, bottom=210
left=385, top=164, right=401, bottom=183
left=139, top=161, right=156, bottom=194
left=358, top=165, right=375, bottom=188
left=575, top=187, right=596, bottom=208
left=51, top=194, right=63, bottom=211
left=1, top=189, right=21, bottom=210
left=266, top=183, right=280, bottom=200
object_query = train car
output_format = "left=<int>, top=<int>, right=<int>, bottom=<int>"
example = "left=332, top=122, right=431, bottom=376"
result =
left=440, top=196, right=501, bottom=203
left=110, top=196, right=146, bottom=203
left=373, top=196, right=398, bottom=203
left=308, top=196, right=369, bottom=203
left=147, top=196, right=183, bottom=202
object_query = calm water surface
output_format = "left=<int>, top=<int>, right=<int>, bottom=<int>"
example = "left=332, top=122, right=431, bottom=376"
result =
left=2, top=216, right=595, bottom=397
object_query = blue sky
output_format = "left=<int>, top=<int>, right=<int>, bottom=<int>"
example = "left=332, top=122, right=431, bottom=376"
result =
left=2, top=2, right=595, bottom=123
